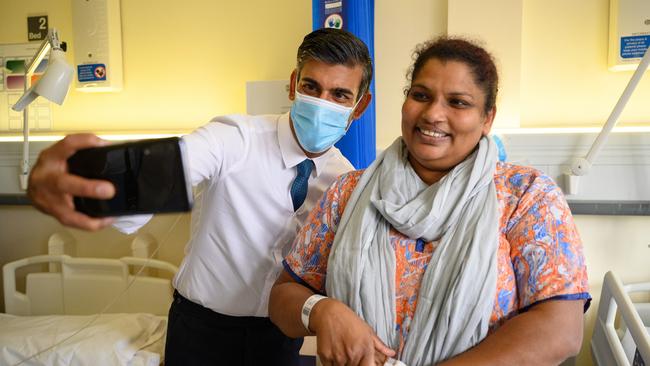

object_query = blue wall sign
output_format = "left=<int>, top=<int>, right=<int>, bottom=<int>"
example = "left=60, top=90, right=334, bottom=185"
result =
left=620, top=35, right=650, bottom=59
left=77, top=63, right=107, bottom=82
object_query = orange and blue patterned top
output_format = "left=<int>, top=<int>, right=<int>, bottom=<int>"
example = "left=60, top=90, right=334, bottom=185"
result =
left=284, top=162, right=590, bottom=344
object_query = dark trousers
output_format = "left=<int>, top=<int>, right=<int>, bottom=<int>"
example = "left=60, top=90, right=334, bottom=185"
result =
left=165, top=290, right=304, bottom=366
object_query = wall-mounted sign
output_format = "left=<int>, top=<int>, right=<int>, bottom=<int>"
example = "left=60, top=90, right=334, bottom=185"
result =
left=608, top=0, right=650, bottom=70
left=315, top=1, right=344, bottom=29
left=27, top=15, right=48, bottom=41
left=77, top=63, right=107, bottom=82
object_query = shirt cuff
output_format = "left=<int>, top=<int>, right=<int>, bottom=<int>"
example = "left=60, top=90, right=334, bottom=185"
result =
left=521, top=292, right=592, bottom=313
left=111, top=214, right=154, bottom=235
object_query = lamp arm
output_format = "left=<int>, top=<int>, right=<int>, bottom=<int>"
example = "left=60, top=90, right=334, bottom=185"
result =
left=570, top=47, right=650, bottom=176
left=20, top=28, right=65, bottom=190
left=21, top=107, right=29, bottom=190
left=25, top=40, right=51, bottom=76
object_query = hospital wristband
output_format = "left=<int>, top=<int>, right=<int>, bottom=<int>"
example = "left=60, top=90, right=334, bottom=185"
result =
left=301, top=294, right=327, bottom=333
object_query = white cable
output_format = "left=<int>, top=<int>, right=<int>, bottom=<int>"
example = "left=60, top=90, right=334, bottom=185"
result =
left=11, top=214, right=183, bottom=366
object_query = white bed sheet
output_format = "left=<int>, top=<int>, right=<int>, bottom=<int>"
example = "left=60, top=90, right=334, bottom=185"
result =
left=0, top=313, right=166, bottom=366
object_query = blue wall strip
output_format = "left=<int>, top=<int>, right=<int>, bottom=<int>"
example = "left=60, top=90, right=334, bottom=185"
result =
left=312, top=0, right=376, bottom=169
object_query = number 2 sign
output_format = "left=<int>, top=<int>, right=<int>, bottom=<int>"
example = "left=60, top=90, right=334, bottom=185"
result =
left=27, top=15, right=48, bottom=41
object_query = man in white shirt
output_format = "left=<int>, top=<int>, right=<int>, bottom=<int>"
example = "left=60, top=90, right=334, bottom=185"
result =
left=26, top=28, right=373, bottom=365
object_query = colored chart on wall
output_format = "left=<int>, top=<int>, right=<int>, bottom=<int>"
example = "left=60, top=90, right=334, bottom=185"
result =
left=0, top=42, right=52, bottom=132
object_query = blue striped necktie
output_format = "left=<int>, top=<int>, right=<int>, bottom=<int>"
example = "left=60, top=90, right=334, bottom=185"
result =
left=290, top=159, right=313, bottom=211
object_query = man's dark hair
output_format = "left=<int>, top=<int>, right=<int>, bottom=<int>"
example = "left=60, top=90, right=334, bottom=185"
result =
left=296, top=28, right=373, bottom=100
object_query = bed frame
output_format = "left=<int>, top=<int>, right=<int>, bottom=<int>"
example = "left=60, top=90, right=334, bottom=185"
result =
left=591, top=271, right=650, bottom=365
left=3, top=253, right=178, bottom=316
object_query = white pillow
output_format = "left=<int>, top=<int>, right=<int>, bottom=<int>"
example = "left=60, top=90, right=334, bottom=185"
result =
left=0, top=313, right=166, bottom=366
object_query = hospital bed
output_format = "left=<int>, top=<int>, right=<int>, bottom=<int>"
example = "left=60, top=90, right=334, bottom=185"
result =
left=0, top=234, right=177, bottom=366
left=591, top=271, right=650, bottom=366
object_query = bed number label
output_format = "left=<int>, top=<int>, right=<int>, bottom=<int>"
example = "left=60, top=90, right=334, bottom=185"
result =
left=27, top=15, right=48, bottom=41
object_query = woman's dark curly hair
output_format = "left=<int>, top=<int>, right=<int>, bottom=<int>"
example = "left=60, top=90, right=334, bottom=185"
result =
left=406, top=37, right=499, bottom=114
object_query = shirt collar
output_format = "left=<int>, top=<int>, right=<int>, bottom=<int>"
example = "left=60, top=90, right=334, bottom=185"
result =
left=277, top=112, right=334, bottom=177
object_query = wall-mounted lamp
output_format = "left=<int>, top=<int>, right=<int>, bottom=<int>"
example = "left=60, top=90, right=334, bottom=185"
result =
left=565, top=45, right=650, bottom=195
left=11, top=28, right=74, bottom=190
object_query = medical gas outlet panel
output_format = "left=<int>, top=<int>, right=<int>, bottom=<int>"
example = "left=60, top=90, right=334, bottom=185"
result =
left=71, top=0, right=123, bottom=92
left=609, top=0, right=650, bottom=71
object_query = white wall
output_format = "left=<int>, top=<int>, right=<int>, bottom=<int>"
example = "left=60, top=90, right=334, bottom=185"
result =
left=375, top=0, right=650, bottom=141
left=0, top=0, right=311, bottom=133
left=521, top=0, right=650, bottom=128
left=374, top=0, right=448, bottom=149
left=448, top=0, right=523, bottom=129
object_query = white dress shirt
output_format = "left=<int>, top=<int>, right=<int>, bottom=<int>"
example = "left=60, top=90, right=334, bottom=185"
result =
left=116, top=113, right=353, bottom=317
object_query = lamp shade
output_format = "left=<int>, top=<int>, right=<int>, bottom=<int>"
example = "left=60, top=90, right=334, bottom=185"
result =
left=12, top=49, right=74, bottom=112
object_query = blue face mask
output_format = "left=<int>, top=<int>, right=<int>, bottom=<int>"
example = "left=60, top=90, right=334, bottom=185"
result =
left=290, top=90, right=361, bottom=154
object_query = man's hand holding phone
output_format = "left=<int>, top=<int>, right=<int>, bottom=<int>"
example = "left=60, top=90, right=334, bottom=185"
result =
left=28, top=134, right=116, bottom=231
left=67, top=137, right=193, bottom=218
left=28, top=134, right=193, bottom=231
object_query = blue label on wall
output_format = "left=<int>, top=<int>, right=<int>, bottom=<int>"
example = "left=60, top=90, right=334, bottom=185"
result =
left=77, top=64, right=107, bottom=82
left=315, top=0, right=344, bottom=29
left=620, top=35, right=650, bottom=59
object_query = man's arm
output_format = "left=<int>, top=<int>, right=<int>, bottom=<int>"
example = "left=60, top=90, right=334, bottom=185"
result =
left=439, top=300, right=584, bottom=366
left=27, top=134, right=116, bottom=231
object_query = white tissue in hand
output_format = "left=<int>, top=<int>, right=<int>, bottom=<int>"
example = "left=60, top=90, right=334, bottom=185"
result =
left=112, top=214, right=154, bottom=234
left=384, top=358, right=407, bottom=366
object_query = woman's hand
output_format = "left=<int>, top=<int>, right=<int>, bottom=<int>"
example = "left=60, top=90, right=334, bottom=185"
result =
left=269, top=270, right=396, bottom=365
left=310, top=298, right=396, bottom=366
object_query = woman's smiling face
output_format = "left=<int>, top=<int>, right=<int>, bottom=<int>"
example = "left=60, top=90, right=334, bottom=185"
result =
left=401, top=58, right=495, bottom=185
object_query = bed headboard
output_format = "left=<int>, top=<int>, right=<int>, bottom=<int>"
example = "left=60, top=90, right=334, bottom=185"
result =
left=591, top=271, right=650, bottom=365
left=3, top=254, right=178, bottom=316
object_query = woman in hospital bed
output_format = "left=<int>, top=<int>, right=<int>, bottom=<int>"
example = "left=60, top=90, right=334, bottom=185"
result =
left=269, top=36, right=591, bottom=366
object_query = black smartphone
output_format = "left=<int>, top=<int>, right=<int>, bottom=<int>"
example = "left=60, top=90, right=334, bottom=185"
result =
left=67, top=137, right=193, bottom=217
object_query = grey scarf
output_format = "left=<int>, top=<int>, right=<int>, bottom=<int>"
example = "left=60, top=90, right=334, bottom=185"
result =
left=326, top=136, right=499, bottom=365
